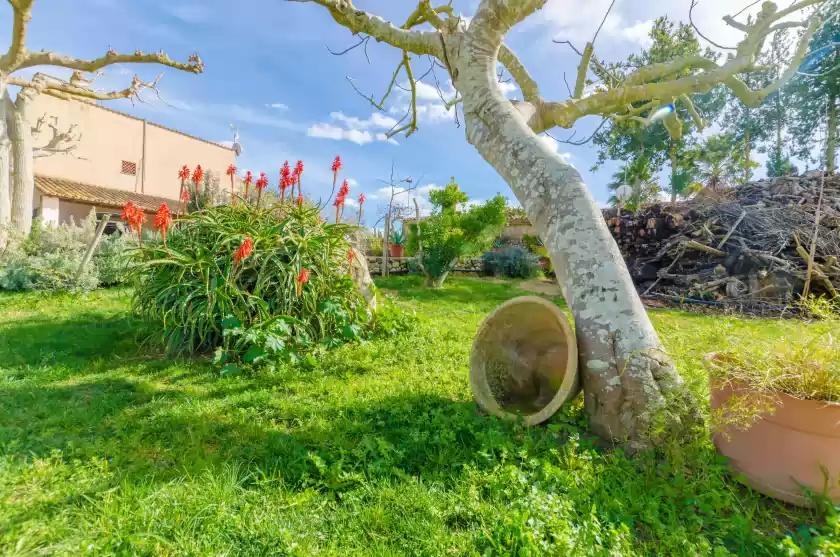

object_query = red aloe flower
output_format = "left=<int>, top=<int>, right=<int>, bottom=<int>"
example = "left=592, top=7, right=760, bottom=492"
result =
left=233, top=236, right=253, bottom=266
left=281, top=161, right=291, bottom=198
left=279, top=175, right=290, bottom=203
left=334, top=193, right=344, bottom=223
left=358, top=193, right=366, bottom=225
left=122, top=202, right=146, bottom=246
left=177, top=166, right=190, bottom=215
left=121, top=201, right=138, bottom=222
left=347, top=249, right=356, bottom=274
left=226, top=164, right=237, bottom=206
left=338, top=179, right=350, bottom=198
left=331, top=155, right=341, bottom=187
left=256, top=172, right=269, bottom=207
left=296, top=267, right=310, bottom=296
left=294, top=160, right=304, bottom=197
left=154, top=202, right=172, bottom=246
left=181, top=187, right=191, bottom=203
left=296, top=193, right=304, bottom=208
left=192, top=165, right=204, bottom=188
left=243, top=170, right=253, bottom=201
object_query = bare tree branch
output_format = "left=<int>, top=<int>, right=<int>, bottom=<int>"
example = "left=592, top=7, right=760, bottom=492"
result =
left=9, top=72, right=170, bottom=105
left=17, top=48, right=204, bottom=74
left=326, top=35, right=370, bottom=56
left=4, top=0, right=34, bottom=70
left=689, top=0, right=738, bottom=50
left=288, top=0, right=443, bottom=58
left=387, top=51, right=418, bottom=138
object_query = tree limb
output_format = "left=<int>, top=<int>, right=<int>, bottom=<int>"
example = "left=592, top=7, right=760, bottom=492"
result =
left=4, top=0, right=34, bottom=70
left=17, top=48, right=204, bottom=74
left=387, top=51, right=418, bottom=138
left=498, top=45, right=540, bottom=103
left=288, top=0, right=443, bottom=58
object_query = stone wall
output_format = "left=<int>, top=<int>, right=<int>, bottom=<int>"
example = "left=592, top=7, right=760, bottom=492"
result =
left=367, top=256, right=483, bottom=275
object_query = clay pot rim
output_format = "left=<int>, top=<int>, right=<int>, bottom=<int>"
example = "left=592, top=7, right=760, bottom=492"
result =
left=711, top=378, right=840, bottom=408
left=707, top=353, right=840, bottom=408
left=469, top=295, right=579, bottom=426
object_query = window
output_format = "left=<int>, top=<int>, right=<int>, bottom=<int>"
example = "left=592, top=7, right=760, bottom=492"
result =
left=121, top=160, right=137, bottom=176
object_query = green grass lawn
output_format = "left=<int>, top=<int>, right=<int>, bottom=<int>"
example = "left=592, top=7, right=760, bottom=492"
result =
left=0, top=277, right=837, bottom=556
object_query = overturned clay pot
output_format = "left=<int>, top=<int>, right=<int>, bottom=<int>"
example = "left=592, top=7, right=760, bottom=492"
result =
left=470, top=296, right=580, bottom=425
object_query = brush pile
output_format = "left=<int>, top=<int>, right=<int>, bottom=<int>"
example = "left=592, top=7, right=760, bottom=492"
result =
left=603, top=171, right=840, bottom=308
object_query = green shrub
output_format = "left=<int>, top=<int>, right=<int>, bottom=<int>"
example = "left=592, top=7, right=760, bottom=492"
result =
left=0, top=210, right=132, bottom=293
left=481, top=246, right=541, bottom=279
left=130, top=203, right=381, bottom=369
left=407, top=183, right=507, bottom=287
left=94, top=225, right=135, bottom=287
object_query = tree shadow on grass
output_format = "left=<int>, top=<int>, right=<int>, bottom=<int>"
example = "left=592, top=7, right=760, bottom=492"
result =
left=0, top=312, right=142, bottom=371
left=377, top=275, right=566, bottom=309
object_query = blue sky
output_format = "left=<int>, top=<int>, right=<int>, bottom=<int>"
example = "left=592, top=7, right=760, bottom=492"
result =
left=3, top=0, right=792, bottom=223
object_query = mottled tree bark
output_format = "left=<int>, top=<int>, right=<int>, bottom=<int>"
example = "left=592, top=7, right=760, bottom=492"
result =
left=455, top=1, right=696, bottom=448
left=0, top=83, right=11, bottom=247
left=828, top=90, right=837, bottom=174
left=9, top=87, right=35, bottom=235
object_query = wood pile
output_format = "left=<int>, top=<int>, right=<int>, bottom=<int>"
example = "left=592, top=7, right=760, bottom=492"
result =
left=602, top=171, right=840, bottom=308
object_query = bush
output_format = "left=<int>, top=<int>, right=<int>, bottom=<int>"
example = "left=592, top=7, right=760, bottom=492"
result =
left=481, top=246, right=541, bottom=279
left=0, top=210, right=133, bottom=293
left=94, top=225, right=135, bottom=286
left=407, top=183, right=507, bottom=287
left=130, top=203, right=383, bottom=370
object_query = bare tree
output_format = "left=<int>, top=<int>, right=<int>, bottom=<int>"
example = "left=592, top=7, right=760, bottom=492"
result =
left=292, top=0, right=829, bottom=449
left=0, top=0, right=203, bottom=244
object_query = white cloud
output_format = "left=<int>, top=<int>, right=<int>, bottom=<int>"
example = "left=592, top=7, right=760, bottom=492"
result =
left=306, top=111, right=402, bottom=146
left=330, top=111, right=398, bottom=130
left=307, top=123, right=374, bottom=145
left=498, top=81, right=518, bottom=98
left=374, top=132, right=400, bottom=145
left=537, top=135, right=576, bottom=168
left=346, top=178, right=359, bottom=187
left=416, top=102, right=456, bottom=123
left=266, top=103, right=288, bottom=110
left=620, top=20, right=654, bottom=48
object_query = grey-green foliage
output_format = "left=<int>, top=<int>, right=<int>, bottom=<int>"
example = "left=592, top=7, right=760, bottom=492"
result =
left=481, top=247, right=541, bottom=279
left=0, top=209, right=134, bottom=293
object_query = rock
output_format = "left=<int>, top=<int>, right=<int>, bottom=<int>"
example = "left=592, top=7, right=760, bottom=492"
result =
left=350, top=248, right=377, bottom=312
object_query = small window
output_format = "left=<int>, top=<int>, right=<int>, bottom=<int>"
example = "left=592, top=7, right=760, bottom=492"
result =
left=121, top=160, right=137, bottom=176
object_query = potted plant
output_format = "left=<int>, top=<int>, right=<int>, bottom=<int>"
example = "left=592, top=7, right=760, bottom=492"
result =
left=707, top=312, right=840, bottom=507
left=389, top=230, right=405, bottom=258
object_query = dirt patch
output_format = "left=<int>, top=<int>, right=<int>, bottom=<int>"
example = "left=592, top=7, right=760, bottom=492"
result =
left=519, top=279, right=562, bottom=297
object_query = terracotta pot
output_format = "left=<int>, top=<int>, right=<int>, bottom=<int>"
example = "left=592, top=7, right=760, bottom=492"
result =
left=389, top=244, right=404, bottom=258
left=470, top=296, right=579, bottom=425
left=710, top=378, right=840, bottom=507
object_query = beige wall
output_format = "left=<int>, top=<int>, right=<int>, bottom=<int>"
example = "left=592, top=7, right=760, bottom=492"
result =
left=29, top=95, right=235, bottom=200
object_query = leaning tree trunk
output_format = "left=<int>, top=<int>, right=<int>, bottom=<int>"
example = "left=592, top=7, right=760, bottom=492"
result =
left=828, top=90, right=837, bottom=175
left=9, top=87, right=36, bottom=236
left=0, top=84, right=11, bottom=248
left=456, top=11, right=697, bottom=449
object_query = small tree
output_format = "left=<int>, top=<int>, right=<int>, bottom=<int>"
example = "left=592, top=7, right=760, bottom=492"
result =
left=409, top=185, right=506, bottom=288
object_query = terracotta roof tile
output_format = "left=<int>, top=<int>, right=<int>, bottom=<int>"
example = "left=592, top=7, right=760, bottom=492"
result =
left=35, top=175, right=178, bottom=213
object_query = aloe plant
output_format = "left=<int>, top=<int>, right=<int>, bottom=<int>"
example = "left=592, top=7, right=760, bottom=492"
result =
left=389, top=230, right=404, bottom=246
